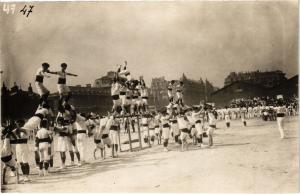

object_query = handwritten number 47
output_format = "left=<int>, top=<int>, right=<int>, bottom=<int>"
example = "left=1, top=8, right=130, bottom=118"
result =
left=20, top=5, right=34, bottom=17
left=3, top=4, right=15, bottom=14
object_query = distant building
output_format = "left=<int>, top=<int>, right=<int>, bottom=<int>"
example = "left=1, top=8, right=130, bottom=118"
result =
left=268, top=75, right=298, bottom=98
left=10, top=82, right=19, bottom=94
left=28, top=83, right=33, bottom=95
left=149, top=77, right=169, bottom=108
left=1, top=82, right=39, bottom=120
left=212, top=74, right=298, bottom=107
left=94, top=71, right=117, bottom=88
left=211, top=81, right=266, bottom=107
left=224, top=70, right=287, bottom=88
left=149, top=74, right=216, bottom=108
left=49, top=84, right=112, bottom=114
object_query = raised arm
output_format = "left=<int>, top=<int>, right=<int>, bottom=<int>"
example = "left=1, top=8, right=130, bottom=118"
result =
left=46, top=70, right=58, bottom=75
left=66, top=72, right=78, bottom=77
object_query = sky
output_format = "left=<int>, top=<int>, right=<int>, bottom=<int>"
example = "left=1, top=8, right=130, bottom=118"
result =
left=0, top=0, right=298, bottom=93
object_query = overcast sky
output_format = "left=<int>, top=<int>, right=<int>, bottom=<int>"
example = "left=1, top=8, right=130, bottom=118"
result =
left=0, top=0, right=298, bottom=92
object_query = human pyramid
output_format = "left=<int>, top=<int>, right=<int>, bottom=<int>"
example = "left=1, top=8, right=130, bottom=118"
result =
left=1, top=61, right=218, bottom=185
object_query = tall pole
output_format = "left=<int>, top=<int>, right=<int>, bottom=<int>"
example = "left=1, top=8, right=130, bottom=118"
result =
left=205, top=81, right=207, bottom=103
left=0, top=70, right=3, bottom=125
left=126, top=118, right=133, bottom=152
left=136, top=115, right=143, bottom=150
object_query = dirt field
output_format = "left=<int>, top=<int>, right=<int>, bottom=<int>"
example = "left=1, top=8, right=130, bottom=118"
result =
left=2, top=116, right=299, bottom=193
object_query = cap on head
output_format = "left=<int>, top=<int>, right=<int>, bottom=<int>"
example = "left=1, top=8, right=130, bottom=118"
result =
left=61, top=63, right=67, bottom=68
left=42, top=63, right=50, bottom=68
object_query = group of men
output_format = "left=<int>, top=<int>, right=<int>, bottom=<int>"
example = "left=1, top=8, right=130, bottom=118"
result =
left=0, top=61, right=217, bottom=185
left=1, top=62, right=297, bottom=185
left=110, top=61, right=149, bottom=115
left=1, top=62, right=80, bottom=184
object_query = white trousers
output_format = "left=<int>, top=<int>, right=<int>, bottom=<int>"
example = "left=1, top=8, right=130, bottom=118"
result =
left=35, top=82, right=49, bottom=96
left=195, top=123, right=203, bottom=138
left=225, top=115, right=230, bottom=123
left=162, top=127, right=170, bottom=139
left=57, top=84, right=70, bottom=95
left=39, top=142, right=49, bottom=161
left=109, top=130, right=118, bottom=144
left=277, top=117, right=285, bottom=138
left=16, top=144, right=29, bottom=163
left=76, top=133, right=86, bottom=161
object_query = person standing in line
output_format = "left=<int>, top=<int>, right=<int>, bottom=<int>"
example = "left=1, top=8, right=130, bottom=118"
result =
left=160, top=111, right=171, bottom=152
left=275, top=100, right=287, bottom=139
left=224, top=106, right=231, bottom=128
left=206, top=106, right=217, bottom=148
left=36, top=119, right=52, bottom=176
left=177, top=111, right=190, bottom=151
left=12, top=120, right=30, bottom=182
left=74, top=113, right=89, bottom=166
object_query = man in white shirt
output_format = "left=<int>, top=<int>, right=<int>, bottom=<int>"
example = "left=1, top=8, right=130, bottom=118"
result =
left=160, top=111, right=171, bottom=152
left=206, top=106, right=217, bottom=147
left=75, top=113, right=89, bottom=166
left=52, top=63, right=78, bottom=102
left=111, top=77, right=121, bottom=113
left=36, top=119, right=52, bottom=176
left=177, top=111, right=190, bottom=151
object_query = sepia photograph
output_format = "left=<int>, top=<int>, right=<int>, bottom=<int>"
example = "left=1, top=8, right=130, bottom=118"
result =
left=0, top=0, right=299, bottom=193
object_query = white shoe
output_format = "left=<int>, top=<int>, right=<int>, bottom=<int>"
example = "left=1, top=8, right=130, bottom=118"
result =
left=77, top=162, right=82, bottom=167
left=58, top=164, right=66, bottom=170
left=10, top=171, right=16, bottom=177
left=23, top=176, right=30, bottom=182
left=70, top=161, right=75, bottom=166
left=43, top=170, right=49, bottom=176
left=164, top=147, right=169, bottom=152
left=38, top=170, right=43, bottom=176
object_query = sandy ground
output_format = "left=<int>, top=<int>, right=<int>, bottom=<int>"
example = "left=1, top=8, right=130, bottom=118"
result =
left=2, top=116, right=299, bottom=193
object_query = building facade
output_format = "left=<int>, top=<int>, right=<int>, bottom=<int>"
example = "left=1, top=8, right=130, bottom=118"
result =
left=49, top=84, right=112, bottom=114
left=212, top=74, right=298, bottom=107
left=94, top=71, right=117, bottom=88
left=1, top=83, right=40, bottom=120
left=224, top=70, right=287, bottom=88
left=211, top=81, right=266, bottom=107
left=149, top=74, right=216, bottom=108
left=149, top=77, right=169, bottom=108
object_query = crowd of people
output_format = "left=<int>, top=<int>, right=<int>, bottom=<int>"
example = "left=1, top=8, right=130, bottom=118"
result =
left=1, top=61, right=298, bottom=186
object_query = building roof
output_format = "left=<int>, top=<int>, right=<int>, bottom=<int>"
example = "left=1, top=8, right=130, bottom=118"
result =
left=95, top=71, right=117, bottom=81
left=268, top=74, right=298, bottom=90
left=211, top=81, right=265, bottom=95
